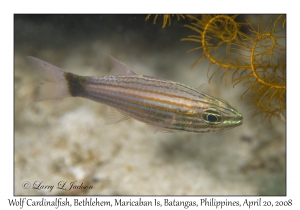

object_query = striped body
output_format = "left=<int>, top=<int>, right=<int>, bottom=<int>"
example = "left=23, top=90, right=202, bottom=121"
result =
left=28, top=55, right=243, bottom=133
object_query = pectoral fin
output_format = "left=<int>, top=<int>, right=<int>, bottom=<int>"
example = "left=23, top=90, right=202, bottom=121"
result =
left=145, top=124, right=174, bottom=133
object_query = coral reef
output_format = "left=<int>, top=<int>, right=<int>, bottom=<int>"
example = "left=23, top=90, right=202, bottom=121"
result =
left=146, top=14, right=185, bottom=28
left=147, top=14, right=286, bottom=124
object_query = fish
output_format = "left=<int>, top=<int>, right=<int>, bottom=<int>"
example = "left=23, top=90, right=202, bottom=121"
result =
left=27, top=55, right=243, bottom=133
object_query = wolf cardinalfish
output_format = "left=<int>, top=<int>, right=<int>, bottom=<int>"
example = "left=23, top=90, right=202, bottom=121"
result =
left=27, top=55, right=243, bottom=133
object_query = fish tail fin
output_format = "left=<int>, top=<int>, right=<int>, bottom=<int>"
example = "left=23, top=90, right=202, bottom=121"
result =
left=27, top=56, right=71, bottom=101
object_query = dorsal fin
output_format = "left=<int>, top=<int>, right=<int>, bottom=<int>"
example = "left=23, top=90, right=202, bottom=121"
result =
left=196, top=83, right=208, bottom=92
left=107, top=55, right=138, bottom=76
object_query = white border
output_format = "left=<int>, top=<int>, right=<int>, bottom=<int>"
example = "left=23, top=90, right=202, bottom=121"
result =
left=2, top=0, right=298, bottom=209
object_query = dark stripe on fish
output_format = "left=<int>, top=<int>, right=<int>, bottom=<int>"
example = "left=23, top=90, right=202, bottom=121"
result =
left=65, top=72, right=88, bottom=97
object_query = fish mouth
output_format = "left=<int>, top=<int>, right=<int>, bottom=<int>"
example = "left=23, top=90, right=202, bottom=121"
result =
left=236, top=117, right=243, bottom=125
left=223, top=112, right=243, bottom=127
left=231, top=107, right=243, bottom=125
left=234, top=113, right=243, bottom=125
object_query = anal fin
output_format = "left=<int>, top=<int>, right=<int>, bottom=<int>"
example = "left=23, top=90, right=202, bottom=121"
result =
left=105, top=108, right=130, bottom=124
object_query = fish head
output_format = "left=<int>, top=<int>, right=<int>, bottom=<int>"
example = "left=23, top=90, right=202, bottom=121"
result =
left=199, top=98, right=243, bottom=133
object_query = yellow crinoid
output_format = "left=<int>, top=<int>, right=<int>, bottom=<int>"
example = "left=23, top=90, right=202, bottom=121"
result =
left=181, top=14, right=286, bottom=124
left=145, top=14, right=185, bottom=28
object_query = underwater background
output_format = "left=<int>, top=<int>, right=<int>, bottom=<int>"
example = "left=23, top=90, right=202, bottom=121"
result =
left=14, top=14, right=285, bottom=195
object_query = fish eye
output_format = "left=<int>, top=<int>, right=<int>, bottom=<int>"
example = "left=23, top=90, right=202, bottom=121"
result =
left=202, top=108, right=222, bottom=125
left=208, top=114, right=218, bottom=122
